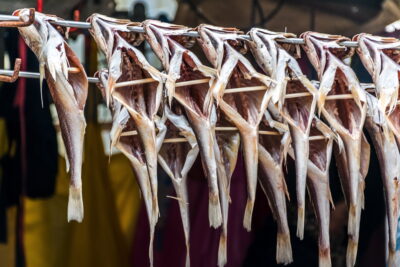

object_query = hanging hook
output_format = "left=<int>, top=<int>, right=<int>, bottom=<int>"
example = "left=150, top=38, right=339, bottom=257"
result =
left=0, top=8, right=35, bottom=27
left=0, top=58, right=21, bottom=83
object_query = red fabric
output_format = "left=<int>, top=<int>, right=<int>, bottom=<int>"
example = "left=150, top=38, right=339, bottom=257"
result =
left=36, top=0, right=43, bottom=12
left=131, top=154, right=257, bottom=267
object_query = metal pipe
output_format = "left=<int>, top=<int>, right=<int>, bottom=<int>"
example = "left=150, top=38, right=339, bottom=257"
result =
left=0, top=13, right=367, bottom=48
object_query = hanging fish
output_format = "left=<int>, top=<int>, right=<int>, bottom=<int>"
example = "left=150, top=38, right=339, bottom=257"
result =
left=157, top=104, right=200, bottom=267
left=248, top=28, right=318, bottom=239
left=143, top=20, right=223, bottom=228
left=88, top=14, right=164, bottom=225
left=15, top=9, right=88, bottom=222
left=96, top=69, right=164, bottom=267
left=197, top=24, right=274, bottom=231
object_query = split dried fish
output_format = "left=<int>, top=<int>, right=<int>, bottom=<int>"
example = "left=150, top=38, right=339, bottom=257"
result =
left=364, top=92, right=400, bottom=266
left=96, top=69, right=163, bottom=267
left=355, top=34, right=400, bottom=266
left=16, top=9, right=88, bottom=222
left=143, top=20, right=223, bottom=228
left=258, top=111, right=293, bottom=265
left=157, top=104, right=200, bottom=267
left=88, top=14, right=164, bottom=224
left=302, top=32, right=369, bottom=267
left=197, top=24, right=273, bottom=231
left=213, top=110, right=240, bottom=267
left=289, top=117, right=337, bottom=267
left=248, top=28, right=318, bottom=239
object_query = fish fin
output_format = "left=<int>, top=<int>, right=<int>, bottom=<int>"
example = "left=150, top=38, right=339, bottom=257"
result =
left=67, top=185, right=83, bottom=222
left=388, top=250, right=398, bottom=267
left=185, top=246, right=191, bottom=267
left=209, top=193, right=222, bottom=228
left=149, top=220, right=155, bottom=267
left=319, top=247, right=331, bottom=267
left=276, top=232, right=293, bottom=265
left=243, top=199, right=254, bottom=231
left=218, top=233, right=227, bottom=267
left=348, top=204, right=357, bottom=238
left=296, top=206, right=305, bottom=240
left=39, top=62, right=45, bottom=108
left=346, top=237, right=358, bottom=267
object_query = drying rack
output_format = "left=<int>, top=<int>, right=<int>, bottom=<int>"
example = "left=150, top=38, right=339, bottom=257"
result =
left=0, top=10, right=381, bottom=143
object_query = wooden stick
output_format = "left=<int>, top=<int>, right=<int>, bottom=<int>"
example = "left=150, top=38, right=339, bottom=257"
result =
left=163, top=138, right=187, bottom=143
left=224, top=85, right=268, bottom=94
left=114, top=78, right=156, bottom=88
left=308, top=135, right=326, bottom=141
left=68, top=67, right=81, bottom=73
left=325, top=94, right=353, bottom=100
left=120, top=130, right=138, bottom=136
left=175, top=78, right=210, bottom=87
left=285, top=92, right=312, bottom=99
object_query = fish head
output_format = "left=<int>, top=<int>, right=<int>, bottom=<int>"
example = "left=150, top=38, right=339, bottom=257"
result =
left=14, top=9, right=66, bottom=59
left=196, top=24, right=243, bottom=69
left=87, top=13, right=144, bottom=58
left=143, top=19, right=195, bottom=70
left=248, top=28, right=297, bottom=77
left=301, top=31, right=354, bottom=78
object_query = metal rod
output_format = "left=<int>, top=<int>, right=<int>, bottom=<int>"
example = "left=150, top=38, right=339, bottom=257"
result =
left=0, top=13, right=367, bottom=48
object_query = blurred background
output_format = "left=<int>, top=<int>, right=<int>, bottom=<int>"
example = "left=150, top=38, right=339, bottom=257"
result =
left=0, top=0, right=399, bottom=266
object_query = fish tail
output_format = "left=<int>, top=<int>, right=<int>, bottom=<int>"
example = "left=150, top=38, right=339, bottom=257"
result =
left=388, top=249, right=398, bottom=267
left=218, top=232, right=227, bottom=267
left=209, top=192, right=222, bottom=228
left=243, top=199, right=254, bottom=231
left=149, top=220, right=155, bottom=267
left=67, top=185, right=83, bottom=222
left=185, top=242, right=190, bottom=267
left=319, top=247, right=331, bottom=267
left=291, top=130, right=308, bottom=239
left=346, top=237, right=358, bottom=267
left=296, top=206, right=305, bottom=240
left=241, top=130, right=258, bottom=232
left=276, top=232, right=293, bottom=265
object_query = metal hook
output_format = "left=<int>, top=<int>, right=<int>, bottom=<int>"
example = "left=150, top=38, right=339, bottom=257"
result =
left=0, top=58, right=21, bottom=83
left=0, top=8, right=35, bottom=27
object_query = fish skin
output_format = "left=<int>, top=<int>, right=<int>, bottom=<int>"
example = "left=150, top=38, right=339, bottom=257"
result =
left=143, top=20, right=223, bottom=228
left=96, top=69, right=160, bottom=267
left=354, top=33, right=400, bottom=115
left=213, top=110, right=240, bottom=267
left=16, top=9, right=88, bottom=222
left=258, top=111, right=293, bottom=265
left=88, top=14, right=164, bottom=222
left=355, top=33, right=400, bottom=266
left=197, top=24, right=274, bottom=231
left=364, top=92, right=400, bottom=266
left=290, top=117, right=336, bottom=267
left=301, top=32, right=368, bottom=267
left=158, top=105, right=200, bottom=267
left=248, top=28, right=318, bottom=239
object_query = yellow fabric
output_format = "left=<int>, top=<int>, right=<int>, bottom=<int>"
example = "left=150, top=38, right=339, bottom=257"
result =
left=20, top=123, right=140, bottom=267
left=0, top=207, right=16, bottom=267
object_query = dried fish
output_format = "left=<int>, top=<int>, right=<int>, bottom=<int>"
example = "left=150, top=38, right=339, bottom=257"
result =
left=88, top=14, right=164, bottom=225
left=16, top=9, right=88, bottom=222
left=213, top=110, right=240, bottom=267
left=248, top=28, right=318, bottom=239
left=157, top=104, right=199, bottom=267
left=258, top=111, right=293, bottom=265
left=289, top=117, right=337, bottom=267
left=364, top=92, right=400, bottom=266
left=302, top=32, right=368, bottom=267
left=96, top=69, right=162, bottom=267
left=143, top=20, right=223, bottom=228
left=197, top=24, right=273, bottom=231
